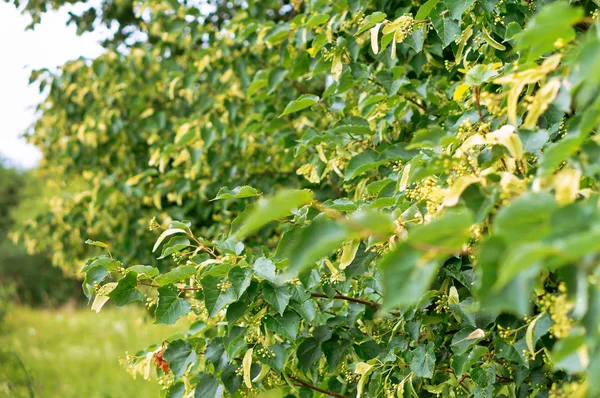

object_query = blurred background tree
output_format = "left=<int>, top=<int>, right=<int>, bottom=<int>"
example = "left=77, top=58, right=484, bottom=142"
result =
left=0, top=159, right=82, bottom=308
left=0, top=158, right=181, bottom=396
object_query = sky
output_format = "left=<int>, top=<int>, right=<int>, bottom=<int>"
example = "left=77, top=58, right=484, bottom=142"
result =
left=0, top=2, right=106, bottom=168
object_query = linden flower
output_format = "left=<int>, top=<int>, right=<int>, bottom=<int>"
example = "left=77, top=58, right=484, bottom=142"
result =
left=354, top=362, right=373, bottom=375
left=382, top=15, right=414, bottom=43
left=296, top=163, right=320, bottom=183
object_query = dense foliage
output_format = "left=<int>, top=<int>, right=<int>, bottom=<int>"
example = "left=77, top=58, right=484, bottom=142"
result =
left=11, top=0, right=600, bottom=396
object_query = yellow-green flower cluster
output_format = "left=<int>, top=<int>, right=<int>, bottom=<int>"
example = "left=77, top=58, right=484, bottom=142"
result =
left=539, top=284, right=574, bottom=339
left=549, top=381, right=587, bottom=398
left=255, top=346, right=276, bottom=359
left=406, top=177, right=444, bottom=215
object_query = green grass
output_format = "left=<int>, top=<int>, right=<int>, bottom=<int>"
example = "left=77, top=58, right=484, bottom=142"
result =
left=0, top=305, right=187, bottom=398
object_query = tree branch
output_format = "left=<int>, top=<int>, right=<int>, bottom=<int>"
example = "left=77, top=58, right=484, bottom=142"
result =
left=405, top=96, right=427, bottom=111
left=311, top=292, right=380, bottom=309
left=474, top=86, right=484, bottom=122
left=286, top=374, right=349, bottom=398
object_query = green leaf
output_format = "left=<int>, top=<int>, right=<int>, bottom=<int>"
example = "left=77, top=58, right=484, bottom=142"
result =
left=85, top=239, right=108, bottom=248
left=157, top=236, right=191, bottom=259
left=228, top=266, right=251, bottom=299
left=430, top=10, right=461, bottom=48
left=345, top=151, right=380, bottom=181
left=289, top=299, right=317, bottom=324
left=83, top=265, right=110, bottom=299
left=153, top=228, right=188, bottom=252
left=81, top=256, right=118, bottom=273
left=108, top=271, right=143, bottom=306
left=127, top=265, right=159, bottom=277
left=537, top=134, right=585, bottom=177
left=355, top=12, right=386, bottom=35
left=495, top=243, right=557, bottom=290
left=409, top=209, right=473, bottom=251
left=348, top=209, right=395, bottom=237
left=226, top=301, right=247, bottom=324
left=493, top=192, right=556, bottom=243
left=380, top=243, right=440, bottom=310
left=265, top=24, right=290, bottom=45
left=155, top=265, right=196, bottom=286
left=516, top=1, right=583, bottom=60
left=275, top=228, right=303, bottom=261
left=235, top=189, right=314, bottom=239
left=297, top=337, right=322, bottom=370
left=451, top=345, right=488, bottom=377
left=526, top=313, right=545, bottom=356
left=405, top=27, right=425, bottom=53
left=155, top=285, right=191, bottom=325
left=354, top=340, right=383, bottom=360
left=205, top=339, right=228, bottom=371
left=504, top=22, right=522, bottom=41
left=451, top=327, right=485, bottom=355
left=167, top=382, right=186, bottom=398
left=253, top=257, right=277, bottom=283
left=375, top=70, right=409, bottom=95
left=280, top=94, right=319, bottom=117
left=465, top=64, right=499, bottom=86
left=416, top=0, right=439, bottom=21
left=202, top=275, right=237, bottom=317
left=444, top=0, right=475, bottom=19
left=408, top=126, right=455, bottom=150
left=257, top=344, right=287, bottom=372
left=164, top=339, right=198, bottom=380
left=268, top=68, right=288, bottom=94
left=283, top=218, right=350, bottom=278
left=221, top=365, right=242, bottom=394
left=551, top=331, right=588, bottom=373
left=344, top=143, right=415, bottom=180
left=410, top=342, right=436, bottom=378
left=262, top=282, right=293, bottom=316
left=471, top=367, right=495, bottom=388
left=588, top=347, right=600, bottom=397
left=329, top=117, right=373, bottom=136
left=518, top=129, right=550, bottom=154
left=212, top=186, right=261, bottom=200
left=194, top=373, right=224, bottom=398
left=264, top=310, right=300, bottom=342
left=305, top=13, right=330, bottom=28
left=323, top=339, right=351, bottom=370
left=477, top=237, right=537, bottom=316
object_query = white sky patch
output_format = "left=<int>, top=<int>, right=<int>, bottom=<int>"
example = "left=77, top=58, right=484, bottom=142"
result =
left=0, top=3, right=106, bottom=168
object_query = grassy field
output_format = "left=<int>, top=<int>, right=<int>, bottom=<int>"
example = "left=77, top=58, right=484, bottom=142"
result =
left=0, top=305, right=187, bottom=398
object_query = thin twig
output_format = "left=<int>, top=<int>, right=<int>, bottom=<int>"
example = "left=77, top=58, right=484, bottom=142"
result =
left=311, top=292, right=379, bottom=309
left=474, top=86, right=484, bottom=122
left=405, top=96, right=427, bottom=111
left=287, top=374, right=349, bottom=398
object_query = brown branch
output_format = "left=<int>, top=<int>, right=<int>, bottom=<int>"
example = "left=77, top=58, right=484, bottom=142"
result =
left=405, top=96, right=428, bottom=111
left=291, top=82, right=323, bottom=96
left=287, top=374, right=349, bottom=398
left=311, top=292, right=380, bottom=309
left=331, top=179, right=343, bottom=199
left=188, top=234, right=218, bottom=258
left=474, top=86, right=484, bottom=122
